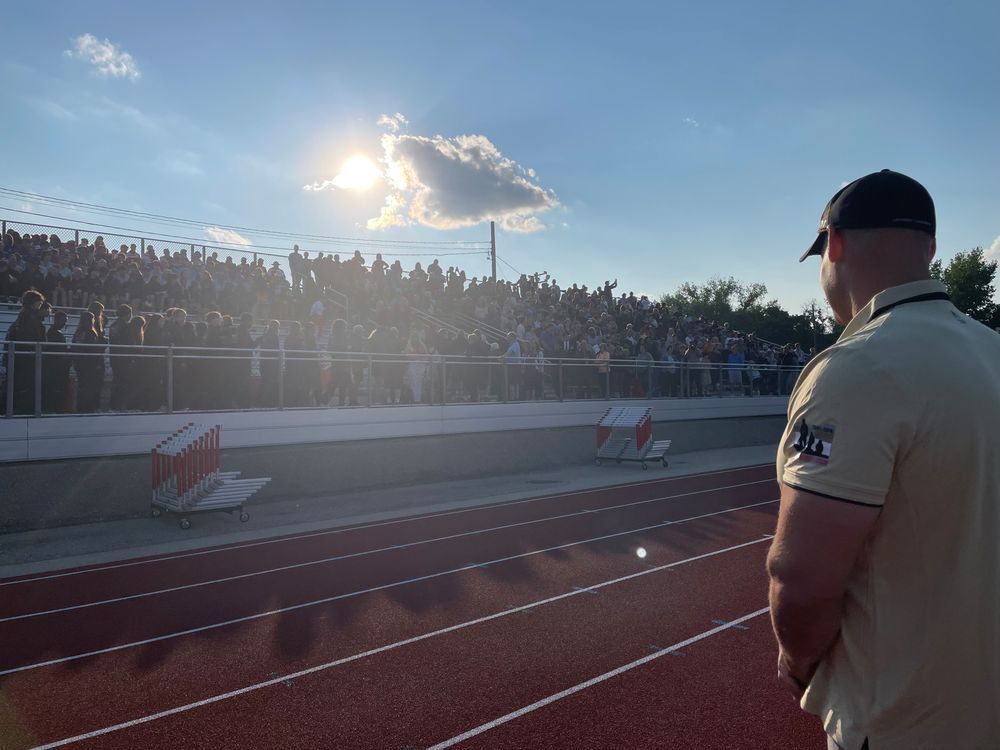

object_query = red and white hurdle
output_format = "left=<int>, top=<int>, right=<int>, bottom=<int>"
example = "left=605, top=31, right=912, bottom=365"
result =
left=594, top=406, right=671, bottom=470
left=151, top=424, right=270, bottom=529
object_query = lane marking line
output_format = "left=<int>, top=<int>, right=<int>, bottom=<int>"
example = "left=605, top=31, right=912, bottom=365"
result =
left=711, top=618, right=749, bottom=631
left=1, top=464, right=772, bottom=586
left=2, top=480, right=775, bottom=622
left=24, top=544, right=772, bottom=749
left=426, top=607, right=771, bottom=749
left=1, top=501, right=778, bottom=677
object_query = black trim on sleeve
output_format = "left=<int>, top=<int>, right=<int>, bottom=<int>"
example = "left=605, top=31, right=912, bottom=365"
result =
left=782, top=481, right=883, bottom=508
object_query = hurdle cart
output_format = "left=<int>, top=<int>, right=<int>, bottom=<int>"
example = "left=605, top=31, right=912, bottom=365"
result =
left=151, top=423, right=271, bottom=529
left=595, top=406, right=671, bottom=470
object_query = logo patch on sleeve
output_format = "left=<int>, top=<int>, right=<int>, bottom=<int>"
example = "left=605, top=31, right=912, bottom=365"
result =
left=791, top=418, right=834, bottom=464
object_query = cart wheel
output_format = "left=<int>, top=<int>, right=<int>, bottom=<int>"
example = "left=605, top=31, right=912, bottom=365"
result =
left=595, top=458, right=602, bottom=466
left=240, top=512, right=250, bottom=522
left=662, top=458, right=669, bottom=468
left=179, top=518, right=191, bottom=530
left=641, top=462, right=648, bottom=471
left=151, top=507, right=162, bottom=518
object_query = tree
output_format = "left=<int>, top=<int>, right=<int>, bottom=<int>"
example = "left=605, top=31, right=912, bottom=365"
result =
left=660, top=277, right=827, bottom=348
left=937, top=248, right=997, bottom=325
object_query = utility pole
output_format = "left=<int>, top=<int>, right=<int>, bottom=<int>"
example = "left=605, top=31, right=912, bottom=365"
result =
left=490, top=220, right=497, bottom=283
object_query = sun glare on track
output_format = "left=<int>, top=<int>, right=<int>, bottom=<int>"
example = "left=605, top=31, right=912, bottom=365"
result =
left=636, top=547, right=647, bottom=559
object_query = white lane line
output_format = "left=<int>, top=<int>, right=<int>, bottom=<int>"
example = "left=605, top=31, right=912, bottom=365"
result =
left=1, top=500, right=778, bottom=677
left=1, top=464, right=772, bottom=586
left=25, top=541, right=772, bottom=750
left=1, top=479, right=774, bottom=622
left=426, top=607, right=771, bottom=749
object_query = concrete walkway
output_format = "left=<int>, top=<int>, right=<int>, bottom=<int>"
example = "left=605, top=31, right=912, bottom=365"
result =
left=0, top=444, right=776, bottom=578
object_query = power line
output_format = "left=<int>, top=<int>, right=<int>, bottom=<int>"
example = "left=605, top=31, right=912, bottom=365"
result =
left=496, top=254, right=523, bottom=277
left=0, top=187, right=490, bottom=248
left=0, top=207, right=486, bottom=258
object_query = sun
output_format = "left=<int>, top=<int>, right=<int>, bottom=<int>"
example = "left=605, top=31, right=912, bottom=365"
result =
left=333, top=154, right=381, bottom=191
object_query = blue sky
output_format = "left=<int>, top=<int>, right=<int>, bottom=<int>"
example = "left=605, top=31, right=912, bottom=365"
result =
left=2, top=0, right=998, bottom=313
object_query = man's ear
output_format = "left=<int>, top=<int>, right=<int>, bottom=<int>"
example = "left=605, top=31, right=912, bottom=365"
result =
left=928, top=237, right=937, bottom=264
left=827, top=227, right=845, bottom=263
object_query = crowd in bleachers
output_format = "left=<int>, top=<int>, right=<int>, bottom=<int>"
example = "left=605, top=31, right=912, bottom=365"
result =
left=2, top=228, right=812, bottom=416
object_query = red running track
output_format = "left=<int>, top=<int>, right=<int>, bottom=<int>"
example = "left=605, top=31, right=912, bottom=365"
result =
left=0, top=465, right=827, bottom=749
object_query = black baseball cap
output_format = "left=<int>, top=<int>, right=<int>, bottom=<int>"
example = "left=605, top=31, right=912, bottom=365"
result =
left=800, top=169, right=935, bottom=262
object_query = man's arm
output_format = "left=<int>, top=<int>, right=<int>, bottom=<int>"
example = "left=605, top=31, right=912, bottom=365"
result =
left=766, top=483, right=880, bottom=695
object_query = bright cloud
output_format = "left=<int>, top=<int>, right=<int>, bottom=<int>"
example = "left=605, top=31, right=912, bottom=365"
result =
left=682, top=117, right=700, bottom=128
left=204, top=227, right=252, bottom=246
left=66, top=34, right=141, bottom=80
left=368, top=126, right=559, bottom=233
left=377, top=112, right=408, bottom=133
left=988, top=233, right=1000, bottom=261
left=304, top=154, right=381, bottom=192
left=367, top=193, right=408, bottom=230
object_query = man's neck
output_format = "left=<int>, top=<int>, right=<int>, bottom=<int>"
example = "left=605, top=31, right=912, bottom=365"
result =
left=849, top=272, right=932, bottom=318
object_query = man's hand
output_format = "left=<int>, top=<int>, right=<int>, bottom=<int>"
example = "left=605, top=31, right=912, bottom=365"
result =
left=767, top=483, right=880, bottom=704
left=776, top=648, right=811, bottom=701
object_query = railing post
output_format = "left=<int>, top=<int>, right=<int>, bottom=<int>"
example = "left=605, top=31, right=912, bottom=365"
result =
left=34, top=343, right=42, bottom=417
left=75, top=229, right=80, bottom=245
left=1, top=220, right=5, bottom=238
left=502, top=361, right=509, bottom=403
left=558, top=361, right=564, bottom=402
left=141, top=238, right=146, bottom=254
left=441, top=358, right=448, bottom=405
left=606, top=367, right=611, bottom=400
left=278, top=345, right=285, bottom=410
left=366, top=354, right=373, bottom=407
left=4, top=342, right=13, bottom=417
left=166, top=345, right=174, bottom=413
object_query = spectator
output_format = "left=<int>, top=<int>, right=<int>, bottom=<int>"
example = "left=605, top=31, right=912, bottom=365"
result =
left=404, top=330, right=428, bottom=404
left=635, top=343, right=654, bottom=397
left=503, top=331, right=522, bottom=401
left=325, top=318, right=352, bottom=407
left=108, top=304, right=133, bottom=410
left=255, top=320, right=281, bottom=407
left=283, top=321, right=310, bottom=407
left=43, top=310, right=71, bottom=413
left=71, top=310, right=104, bottom=413
left=233, top=312, right=256, bottom=408
left=5, top=290, right=47, bottom=414
left=122, top=315, right=146, bottom=410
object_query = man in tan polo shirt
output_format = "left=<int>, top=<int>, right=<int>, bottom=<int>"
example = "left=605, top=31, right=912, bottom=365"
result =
left=766, top=169, right=1000, bottom=750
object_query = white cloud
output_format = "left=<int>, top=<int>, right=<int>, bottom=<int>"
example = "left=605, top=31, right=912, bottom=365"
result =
left=66, top=33, right=141, bottom=81
left=368, top=128, right=559, bottom=233
left=303, top=155, right=382, bottom=192
left=987, top=234, right=1000, bottom=261
left=682, top=117, right=700, bottom=128
left=367, top=193, right=409, bottom=230
left=377, top=112, right=408, bottom=133
left=204, top=227, right=252, bottom=246
left=154, top=149, right=204, bottom=176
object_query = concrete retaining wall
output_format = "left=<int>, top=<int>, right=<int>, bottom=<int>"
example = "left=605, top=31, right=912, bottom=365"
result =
left=0, top=414, right=785, bottom=533
left=0, top=397, right=786, bottom=462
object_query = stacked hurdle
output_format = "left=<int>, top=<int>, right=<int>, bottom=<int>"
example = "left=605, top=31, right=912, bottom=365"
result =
left=595, top=406, right=671, bottom=470
left=151, top=423, right=270, bottom=529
